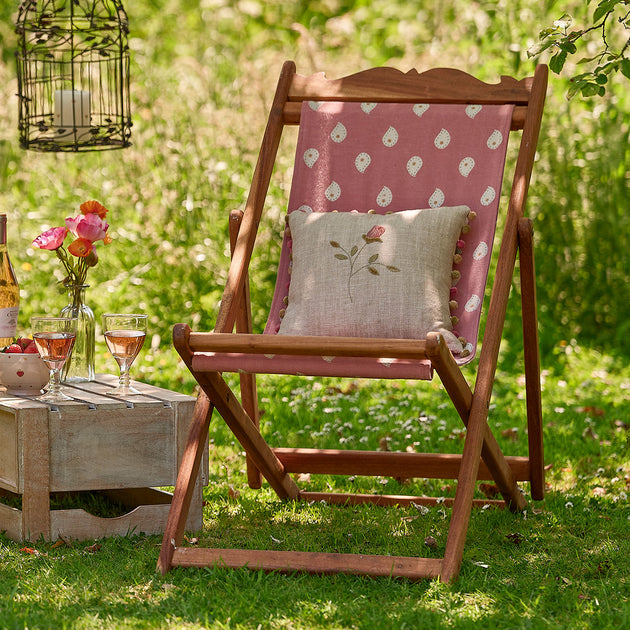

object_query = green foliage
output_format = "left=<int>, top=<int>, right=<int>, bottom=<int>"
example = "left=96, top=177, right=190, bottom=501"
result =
left=530, top=1, right=630, bottom=97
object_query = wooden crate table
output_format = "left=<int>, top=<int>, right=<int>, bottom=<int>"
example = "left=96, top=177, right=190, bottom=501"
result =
left=0, top=374, right=207, bottom=542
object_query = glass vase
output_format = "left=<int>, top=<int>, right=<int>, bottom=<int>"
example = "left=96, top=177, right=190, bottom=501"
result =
left=60, top=284, right=96, bottom=382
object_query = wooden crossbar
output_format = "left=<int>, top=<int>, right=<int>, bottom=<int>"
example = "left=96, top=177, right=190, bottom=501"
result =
left=171, top=547, right=443, bottom=580
left=189, top=332, right=430, bottom=360
left=298, top=492, right=507, bottom=509
left=274, top=448, right=531, bottom=481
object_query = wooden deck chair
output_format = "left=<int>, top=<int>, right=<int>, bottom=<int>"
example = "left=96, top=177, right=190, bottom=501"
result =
left=158, top=61, right=548, bottom=583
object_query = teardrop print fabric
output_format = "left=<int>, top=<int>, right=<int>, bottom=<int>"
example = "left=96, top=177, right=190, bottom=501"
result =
left=266, top=100, right=514, bottom=362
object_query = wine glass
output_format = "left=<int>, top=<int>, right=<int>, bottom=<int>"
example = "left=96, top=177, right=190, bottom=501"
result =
left=102, top=313, right=148, bottom=396
left=31, top=316, right=77, bottom=403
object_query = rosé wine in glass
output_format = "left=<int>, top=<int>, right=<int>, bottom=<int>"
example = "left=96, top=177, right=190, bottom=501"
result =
left=102, top=314, right=147, bottom=395
left=31, top=316, right=77, bottom=403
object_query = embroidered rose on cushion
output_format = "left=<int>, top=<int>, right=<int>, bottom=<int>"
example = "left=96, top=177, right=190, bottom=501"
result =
left=330, top=224, right=400, bottom=302
left=365, top=225, right=385, bottom=241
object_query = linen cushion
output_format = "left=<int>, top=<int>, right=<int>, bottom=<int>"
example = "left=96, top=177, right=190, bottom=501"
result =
left=278, top=206, right=470, bottom=352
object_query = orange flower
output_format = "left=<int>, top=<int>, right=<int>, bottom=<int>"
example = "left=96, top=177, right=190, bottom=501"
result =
left=68, top=237, right=94, bottom=258
left=80, top=200, right=108, bottom=219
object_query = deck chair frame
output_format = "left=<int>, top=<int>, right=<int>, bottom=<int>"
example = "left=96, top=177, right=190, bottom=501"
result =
left=158, top=61, right=548, bottom=583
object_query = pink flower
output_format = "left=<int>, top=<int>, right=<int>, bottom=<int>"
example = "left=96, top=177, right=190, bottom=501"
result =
left=366, top=225, right=385, bottom=240
left=32, top=226, right=68, bottom=250
left=66, top=212, right=109, bottom=243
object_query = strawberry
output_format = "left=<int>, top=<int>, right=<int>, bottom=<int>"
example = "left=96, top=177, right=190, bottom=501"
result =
left=24, top=342, right=39, bottom=354
left=16, top=337, right=32, bottom=350
left=5, top=343, right=23, bottom=353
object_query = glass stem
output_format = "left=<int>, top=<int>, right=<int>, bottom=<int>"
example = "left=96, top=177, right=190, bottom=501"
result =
left=48, top=368, right=61, bottom=395
left=118, top=365, right=131, bottom=390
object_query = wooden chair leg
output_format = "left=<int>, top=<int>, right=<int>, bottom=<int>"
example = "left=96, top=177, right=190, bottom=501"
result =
left=230, top=209, right=263, bottom=489
left=158, top=392, right=213, bottom=574
left=440, top=383, right=526, bottom=582
left=429, top=334, right=526, bottom=511
left=441, top=401, right=487, bottom=583
left=518, top=217, right=544, bottom=500
left=429, top=332, right=527, bottom=582
left=240, top=373, right=263, bottom=488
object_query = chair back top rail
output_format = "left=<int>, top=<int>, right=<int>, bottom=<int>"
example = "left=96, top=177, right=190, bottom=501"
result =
left=289, top=66, right=534, bottom=102
left=283, top=66, right=537, bottom=130
left=284, top=62, right=533, bottom=129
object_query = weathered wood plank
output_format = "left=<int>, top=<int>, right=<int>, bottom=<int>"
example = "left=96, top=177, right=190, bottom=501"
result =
left=0, top=377, right=205, bottom=541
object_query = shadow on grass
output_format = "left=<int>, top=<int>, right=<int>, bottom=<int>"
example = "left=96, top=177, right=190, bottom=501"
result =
left=2, top=483, right=628, bottom=629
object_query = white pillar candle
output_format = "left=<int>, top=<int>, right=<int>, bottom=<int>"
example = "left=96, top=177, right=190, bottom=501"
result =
left=54, top=90, right=91, bottom=141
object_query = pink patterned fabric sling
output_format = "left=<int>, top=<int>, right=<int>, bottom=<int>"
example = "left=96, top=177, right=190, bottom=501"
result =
left=201, top=100, right=513, bottom=379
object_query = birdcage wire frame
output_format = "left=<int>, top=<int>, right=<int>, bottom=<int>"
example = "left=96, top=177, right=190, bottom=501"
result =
left=15, top=0, right=132, bottom=152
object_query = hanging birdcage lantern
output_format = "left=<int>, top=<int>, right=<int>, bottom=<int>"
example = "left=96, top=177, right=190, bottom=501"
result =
left=15, top=0, right=132, bottom=152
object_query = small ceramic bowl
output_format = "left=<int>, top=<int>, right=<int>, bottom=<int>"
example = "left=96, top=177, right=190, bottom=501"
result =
left=0, top=353, right=50, bottom=395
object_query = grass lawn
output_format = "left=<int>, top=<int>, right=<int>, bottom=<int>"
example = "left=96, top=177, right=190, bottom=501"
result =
left=0, top=346, right=628, bottom=629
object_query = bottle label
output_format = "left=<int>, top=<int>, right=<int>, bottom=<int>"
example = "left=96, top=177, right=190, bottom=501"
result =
left=0, top=307, right=19, bottom=336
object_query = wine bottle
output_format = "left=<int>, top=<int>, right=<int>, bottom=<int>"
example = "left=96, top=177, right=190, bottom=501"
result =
left=0, top=214, right=20, bottom=347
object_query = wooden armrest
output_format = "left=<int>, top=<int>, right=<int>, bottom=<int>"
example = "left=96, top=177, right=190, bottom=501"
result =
left=187, top=332, right=435, bottom=361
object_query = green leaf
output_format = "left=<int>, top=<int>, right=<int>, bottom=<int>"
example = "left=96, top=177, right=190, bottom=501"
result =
left=595, top=73, right=608, bottom=85
left=386, top=266, right=400, bottom=272
left=567, top=81, right=581, bottom=99
left=539, top=26, right=560, bottom=38
left=593, top=1, right=617, bottom=24
left=620, top=59, right=630, bottom=80
left=368, top=254, right=379, bottom=263
left=334, top=254, right=348, bottom=260
left=528, top=37, right=558, bottom=58
left=558, top=41, right=577, bottom=54
left=368, top=267, right=379, bottom=275
left=550, top=50, right=568, bottom=74
left=351, top=245, right=358, bottom=256
left=553, top=14, right=572, bottom=30
left=571, top=71, right=594, bottom=82
left=580, top=81, right=604, bottom=97
left=567, top=29, right=585, bottom=42
left=329, top=241, right=341, bottom=248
